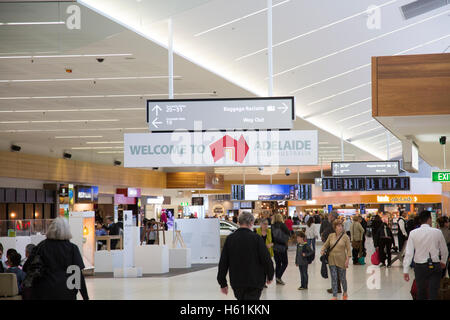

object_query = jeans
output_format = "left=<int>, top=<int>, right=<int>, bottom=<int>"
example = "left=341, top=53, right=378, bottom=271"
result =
left=307, top=238, right=316, bottom=252
left=299, top=265, right=308, bottom=288
left=379, top=238, right=392, bottom=265
left=233, top=287, right=262, bottom=300
left=414, top=263, right=442, bottom=300
left=329, top=265, right=347, bottom=297
left=274, top=250, right=288, bottom=280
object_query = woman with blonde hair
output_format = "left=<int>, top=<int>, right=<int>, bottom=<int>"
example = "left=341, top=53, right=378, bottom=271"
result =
left=271, top=213, right=290, bottom=285
left=321, top=219, right=351, bottom=300
left=25, top=217, right=89, bottom=300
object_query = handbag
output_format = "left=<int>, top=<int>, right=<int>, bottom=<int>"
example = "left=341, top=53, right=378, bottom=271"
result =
left=352, top=240, right=361, bottom=250
left=371, top=248, right=380, bottom=266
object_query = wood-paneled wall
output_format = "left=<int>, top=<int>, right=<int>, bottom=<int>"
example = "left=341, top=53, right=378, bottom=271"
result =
left=0, top=151, right=166, bottom=189
left=166, top=172, right=224, bottom=190
left=372, top=53, right=450, bottom=117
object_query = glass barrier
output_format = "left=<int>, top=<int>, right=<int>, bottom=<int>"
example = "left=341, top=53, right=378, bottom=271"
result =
left=0, top=219, right=54, bottom=237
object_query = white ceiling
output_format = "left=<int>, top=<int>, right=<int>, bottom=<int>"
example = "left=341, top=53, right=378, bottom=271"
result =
left=77, top=0, right=450, bottom=163
left=2, top=0, right=447, bottom=174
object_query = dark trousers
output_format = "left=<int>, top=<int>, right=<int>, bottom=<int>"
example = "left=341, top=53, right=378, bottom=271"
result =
left=299, top=265, right=308, bottom=288
left=379, top=238, right=392, bottom=265
left=361, top=232, right=366, bottom=256
left=274, top=250, right=288, bottom=280
left=233, top=287, right=262, bottom=300
left=352, top=242, right=362, bottom=263
left=398, top=233, right=407, bottom=252
left=147, top=239, right=155, bottom=245
left=414, top=263, right=442, bottom=300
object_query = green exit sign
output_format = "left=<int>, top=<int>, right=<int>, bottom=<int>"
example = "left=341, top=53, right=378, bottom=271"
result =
left=180, top=202, right=189, bottom=206
left=432, top=171, right=450, bottom=182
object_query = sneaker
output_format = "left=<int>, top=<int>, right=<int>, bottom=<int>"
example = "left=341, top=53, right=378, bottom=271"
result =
left=276, top=278, right=285, bottom=285
left=379, top=263, right=386, bottom=267
left=264, top=284, right=268, bottom=288
left=327, top=288, right=342, bottom=294
left=387, top=264, right=392, bottom=268
left=343, top=294, right=348, bottom=300
left=297, top=287, right=304, bottom=290
left=331, top=297, right=338, bottom=300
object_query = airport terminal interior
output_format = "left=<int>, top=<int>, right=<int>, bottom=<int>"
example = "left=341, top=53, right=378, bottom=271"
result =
left=0, top=0, right=449, bottom=302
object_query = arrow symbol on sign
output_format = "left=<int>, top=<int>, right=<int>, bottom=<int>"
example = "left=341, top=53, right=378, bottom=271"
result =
left=152, top=118, right=162, bottom=128
left=152, top=105, right=162, bottom=116
left=277, top=103, right=288, bottom=114
left=414, top=196, right=417, bottom=202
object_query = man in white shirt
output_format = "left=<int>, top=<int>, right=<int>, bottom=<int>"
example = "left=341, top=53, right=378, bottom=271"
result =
left=403, top=210, right=448, bottom=300
left=344, top=217, right=352, bottom=238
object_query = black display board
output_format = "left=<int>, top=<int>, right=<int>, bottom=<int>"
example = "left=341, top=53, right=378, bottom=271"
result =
left=36, top=190, right=45, bottom=203
left=231, top=184, right=312, bottom=201
left=191, top=197, right=204, bottom=206
left=45, top=190, right=55, bottom=203
left=322, top=176, right=410, bottom=191
left=26, top=189, right=36, bottom=203
left=0, top=188, right=4, bottom=203
left=16, top=188, right=26, bottom=203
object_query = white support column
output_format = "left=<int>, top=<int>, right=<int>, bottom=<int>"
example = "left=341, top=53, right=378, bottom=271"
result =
left=267, top=0, right=273, bottom=97
left=297, top=168, right=300, bottom=185
left=168, top=18, right=174, bottom=99
left=386, top=132, right=390, bottom=160
left=341, top=130, right=344, bottom=161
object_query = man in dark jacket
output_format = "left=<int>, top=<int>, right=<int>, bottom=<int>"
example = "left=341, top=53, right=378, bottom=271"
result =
left=376, top=215, right=394, bottom=267
left=217, top=212, right=274, bottom=300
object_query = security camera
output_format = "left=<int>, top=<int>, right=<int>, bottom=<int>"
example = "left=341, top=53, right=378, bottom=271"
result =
left=10, top=144, right=21, bottom=152
left=96, top=58, right=104, bottom=63
left=114, top=160, right=122, bottom=166
left=285, top=168, right=291, bottom=176
left=440, top=136, right=446, bottom=145
left=258, top=167, right=264, bottom=172
left=63, top=152, right=72, bottom=159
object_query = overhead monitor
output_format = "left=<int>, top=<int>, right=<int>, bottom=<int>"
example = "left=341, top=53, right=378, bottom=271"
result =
left=322, top=176, right=410, bottom=192
left=402, top=139, right=419, bottom=173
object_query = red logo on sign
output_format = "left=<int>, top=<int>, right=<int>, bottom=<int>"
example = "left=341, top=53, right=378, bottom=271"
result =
left=209, top=135, right=249, bottom=163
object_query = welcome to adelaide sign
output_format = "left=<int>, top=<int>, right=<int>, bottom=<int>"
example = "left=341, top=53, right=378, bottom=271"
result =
left=124, top=130, right=318, bottom=167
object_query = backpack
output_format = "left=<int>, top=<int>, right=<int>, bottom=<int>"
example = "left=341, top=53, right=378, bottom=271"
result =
left=405, top=219, right=415, bottom=236
left=303, top=245, right=315, bottom=264
left=22, top=242, right=46, bottom=289
left=272, top=225, right=290, bottom=245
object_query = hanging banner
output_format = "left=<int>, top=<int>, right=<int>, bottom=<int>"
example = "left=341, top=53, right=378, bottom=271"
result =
left=124, top=130, right=318, bottom=167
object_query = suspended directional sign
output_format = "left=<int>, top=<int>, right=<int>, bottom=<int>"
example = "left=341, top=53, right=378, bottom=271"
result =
left=146, top=97, right=294, bottom=131
left=332, top=161, right=400, bottom=176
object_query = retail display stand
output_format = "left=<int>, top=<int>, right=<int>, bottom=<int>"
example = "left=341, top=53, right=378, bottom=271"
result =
left=168, top=229, right=191, bottom=268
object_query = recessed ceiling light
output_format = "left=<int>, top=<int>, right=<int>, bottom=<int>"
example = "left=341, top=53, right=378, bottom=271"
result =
left=86, top=141, right=124, bottom=144
left=0, top=92, right=215, bottom=100
left=0, top=21, right=65, bottom=26
left=194, top=0, right=290, bottom=37
left=0, top=76, right=181, bottom=83
left=274, top=9, right=449, bottom=78
left=335, top=110, right=371, bottom=123
left=97, top=151, right=124, bottom=154
left=234, top=0, right=398, bottom=61
left=0, top=53, right=133, bottom=59
left=55, top=136, right=103, bottom=139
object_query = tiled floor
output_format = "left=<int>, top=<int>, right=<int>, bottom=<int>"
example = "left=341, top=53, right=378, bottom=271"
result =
left=84, top=238, right=413, bottom=300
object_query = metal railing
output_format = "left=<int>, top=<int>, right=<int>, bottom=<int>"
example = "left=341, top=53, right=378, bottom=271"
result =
left=0, top=219, right=54, bottom=237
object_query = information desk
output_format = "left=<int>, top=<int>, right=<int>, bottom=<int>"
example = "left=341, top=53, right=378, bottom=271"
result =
left=95, top=235, right=123, bottom=251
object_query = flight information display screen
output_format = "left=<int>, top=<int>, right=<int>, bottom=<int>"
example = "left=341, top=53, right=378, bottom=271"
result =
left=322, top=176, right=410, bottom=192
left=231, top=184, right=312, bottom=200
